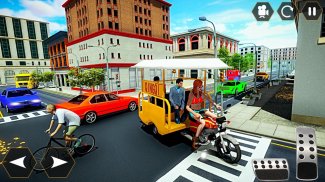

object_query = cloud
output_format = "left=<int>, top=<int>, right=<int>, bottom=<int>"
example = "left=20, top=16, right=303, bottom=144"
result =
left=206, top=9, right=254, bottom=24
left=207, top=0, right=244, bottom=6
left=49, top=22, right=67, bottom=32
left=21, top=0, right=66, bottom=17
left=236, top=21, right=297, bottom=49
left=1, top=0, right=67, bottom=34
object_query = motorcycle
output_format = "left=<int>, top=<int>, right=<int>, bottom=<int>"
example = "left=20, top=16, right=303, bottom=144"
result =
left=181, top=109, right=242, bottom=164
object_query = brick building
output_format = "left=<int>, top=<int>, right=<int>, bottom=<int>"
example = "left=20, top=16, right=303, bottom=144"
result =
left=62, top=0, right=173, bottom=92
left=43, top=31, right=70, bottom=87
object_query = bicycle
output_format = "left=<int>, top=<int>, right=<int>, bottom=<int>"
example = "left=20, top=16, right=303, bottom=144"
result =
left=33, top=133, right=95, bottom=171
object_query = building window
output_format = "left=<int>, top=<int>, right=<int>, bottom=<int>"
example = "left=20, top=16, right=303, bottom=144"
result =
left=100, top=8, right=103, bottom=16
left=145, top=29, right=148, bottom=35
left=144, top=19, right=147, bottom=25
left=140, top=28, right=143, bottom=34
left=15, top=40, right=26, bottom=58
left=109, top=21, right=113, bottom=29
left=135, top=16, right=138, bottom=22
left=139, top=7, right=142, bottom=13
left=0, top=39, right=11, bottom=58
left=143, top=43, right=145, bottom=47
left=140, top=55, right=142, bottom=59
left=115, top=23, right=119, bottom=30
left=150, top=44, right=152, bottom=48
left=178, top=38, right=185, bottom=51
left=108, top=8, right=112, bottom=15
left=0, top=16, right=8, bottom=36
left=19, top=61, right=26, bottom=66
left=140, top=17, right=142, bottom=24
left=110, top=38, right=113, bottom=44
left=149, top=20, right=151, bottom=26
left=113, top=0, right=116, bottom=4
left=40, top=23, right=48, bottom=40
left=12, top=18, right=23, bottom=38
left=118, top=53, right=121, bottom=59
left=32, top=61, right=34, bottom=66
left=30, top=41, right=38, bottom=58
left=114, top=10, right=118, bottom=17
left=147, top=43, right=149, bottom=48
left=102, top=38, right=104, bottom=45
left=111, top=53, right=115, bottom=59
left=191, top=35, right=199, bottom=50
left=99, top=53, right=101, bottom=59
left=44, top=61, right=47, bottom=66
left=27, top=21, right=36, bottom=39
left=134, top=5, right=138, bottom=12
left=101, top=22, right=104, bottom=28
left=6, top=61, right=13, bottom=66
left=139, top=42, right=141, bottom=47
left=38, top=61, right=41, bottom=66
left=136, top=27, right=139, bottom=34
left=117, top=39, right=120, bottom=45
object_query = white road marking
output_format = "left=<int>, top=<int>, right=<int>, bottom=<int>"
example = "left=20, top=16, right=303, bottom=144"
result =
left=157, top=130, right=271, bottom=182
left=0, top=110, right=49, bottom=125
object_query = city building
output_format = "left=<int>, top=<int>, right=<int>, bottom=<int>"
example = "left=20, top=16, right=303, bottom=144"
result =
left=171, top=27, right=239, bottom=78
left=0, top=15, right=50, bottom=84
left=291, top=0, right=325, bottom=125
left=270, top=47, right=297, bottom=77
left=62, top=0, right=173, bottom=92
left=239, top=45, right=270, bottom=72
left=43, top=31, right=70, bottom=87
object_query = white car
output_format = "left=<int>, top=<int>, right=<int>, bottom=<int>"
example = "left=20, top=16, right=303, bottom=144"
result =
left=287, top=70, right=295, bottom=79
left=37, top=82, right=45, bottom=89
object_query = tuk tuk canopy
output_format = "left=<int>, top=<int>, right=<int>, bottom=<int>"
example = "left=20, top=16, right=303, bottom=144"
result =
left=132, top=58, right=230, bottom=69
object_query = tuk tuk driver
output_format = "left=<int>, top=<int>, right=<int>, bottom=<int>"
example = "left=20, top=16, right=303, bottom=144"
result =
left=186, top=79, right=222, bottom=150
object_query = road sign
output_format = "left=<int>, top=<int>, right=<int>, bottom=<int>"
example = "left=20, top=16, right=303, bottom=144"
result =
left=252, top=2, right=274, bottom=21
left=2, top=148, right=36, bottom=178
left=41, top=147, right=75, bottom=178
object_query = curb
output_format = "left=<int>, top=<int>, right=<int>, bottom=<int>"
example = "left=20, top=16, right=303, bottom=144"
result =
left=229, top=127, right=325, bottom=150
left=39, top=89, right=76, bottom=98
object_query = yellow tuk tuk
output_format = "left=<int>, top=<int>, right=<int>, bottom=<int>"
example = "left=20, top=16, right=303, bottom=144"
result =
left=133, top=58, right=230, bottom=135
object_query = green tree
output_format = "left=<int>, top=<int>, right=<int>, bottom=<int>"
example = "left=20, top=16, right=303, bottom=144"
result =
left=218, top=47, right=231, bottom=64
left=68, top=68, right=105, bottom=92
left=31, top=71, right=43, bottom=83
left=67, top=68, right=83, bottom=88
left=243, top=53, right=255, bottom=72
left=82, top=69, right=105, bottom=91
left=42, top=72, right=54, bottom=83
left=229, top=53, right=242, bottom=70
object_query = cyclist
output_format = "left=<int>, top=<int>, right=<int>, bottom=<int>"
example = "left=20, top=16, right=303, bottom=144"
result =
left=186, top=79, right=222, bottom=150
left=45, top=104, right=81, bottom=147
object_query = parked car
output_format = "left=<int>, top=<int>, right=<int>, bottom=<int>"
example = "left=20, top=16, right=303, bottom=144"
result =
left=38, top=82, right=45, bottom=89
left=256, top=72, right=269, bottom=81
left=48, top=82, right=57, bottom=88
left=217, top=81, right=247, bottom=96
left=0, top=88, right=42, bottom=113
left=287, top=70, right=295, bottom=79
left=56, top=91, right=138, bottom=124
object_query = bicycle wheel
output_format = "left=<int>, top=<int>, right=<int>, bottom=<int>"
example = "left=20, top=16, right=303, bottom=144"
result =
left=32, top=147, right=58, bottom=171
left=73, top=134, right=95, bottom=155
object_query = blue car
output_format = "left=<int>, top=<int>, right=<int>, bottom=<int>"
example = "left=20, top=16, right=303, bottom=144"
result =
left=0, top=88, right=42, bottom=113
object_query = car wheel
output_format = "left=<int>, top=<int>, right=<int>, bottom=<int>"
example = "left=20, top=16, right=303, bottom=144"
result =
left=6, top=105, right=11, bottom=113
left=128, top=101, right=137, bottom=112
left=85, top=111, right=97, bottom=124
left=152, top=125, right=159, bottom=135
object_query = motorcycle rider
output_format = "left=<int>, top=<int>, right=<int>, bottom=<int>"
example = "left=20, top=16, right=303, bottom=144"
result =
left=186, top=79, right=222, bottom=150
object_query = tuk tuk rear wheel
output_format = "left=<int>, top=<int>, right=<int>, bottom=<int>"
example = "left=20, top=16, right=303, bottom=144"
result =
left=152, top=125, right=158, bottom=135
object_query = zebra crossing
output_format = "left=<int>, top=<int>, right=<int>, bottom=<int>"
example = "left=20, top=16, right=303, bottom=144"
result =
left=157, top=130, right=271, bottom=182
left=0, top=110, right=49, bottom=124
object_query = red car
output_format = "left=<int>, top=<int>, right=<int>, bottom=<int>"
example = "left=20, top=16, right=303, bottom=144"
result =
left=56, top=91, right=138, bottom=124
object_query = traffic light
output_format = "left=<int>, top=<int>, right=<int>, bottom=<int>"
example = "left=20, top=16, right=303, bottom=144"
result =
left=220, top=71, right=225, bottom=82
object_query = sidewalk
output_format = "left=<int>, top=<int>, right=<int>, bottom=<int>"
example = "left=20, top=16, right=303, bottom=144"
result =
left=224, top=96, right=325, bottom=149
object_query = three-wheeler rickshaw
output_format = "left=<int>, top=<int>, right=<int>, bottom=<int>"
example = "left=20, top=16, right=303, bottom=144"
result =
left=133, top=58, right=241, bottom=164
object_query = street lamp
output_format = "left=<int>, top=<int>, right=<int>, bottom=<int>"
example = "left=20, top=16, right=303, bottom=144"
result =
left=88, top=44, right=117, bottom=92
left=68, top=52, right=82, bottom=95
left=239, top=43, right=257, bottom=93
left=199, top=16, right=221, bottom=110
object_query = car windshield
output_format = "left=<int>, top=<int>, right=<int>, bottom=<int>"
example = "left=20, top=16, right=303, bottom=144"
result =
left=68, top=95, right=89, bottom=104
left=16, top=76, right=30, bottom=81
left=223, top=82, right=237, bottom=86
left=7, top=90, right=33, bottom=97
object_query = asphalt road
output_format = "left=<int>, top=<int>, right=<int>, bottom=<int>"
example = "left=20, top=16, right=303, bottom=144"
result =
left=1, top=110, right=324, bottom=182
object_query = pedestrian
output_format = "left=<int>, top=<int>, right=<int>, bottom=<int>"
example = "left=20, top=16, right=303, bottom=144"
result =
left=169, top=78, right=187, bottom=124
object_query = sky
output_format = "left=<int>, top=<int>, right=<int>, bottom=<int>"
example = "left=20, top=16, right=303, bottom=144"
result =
left=0, top=0, right=297, bottom=49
